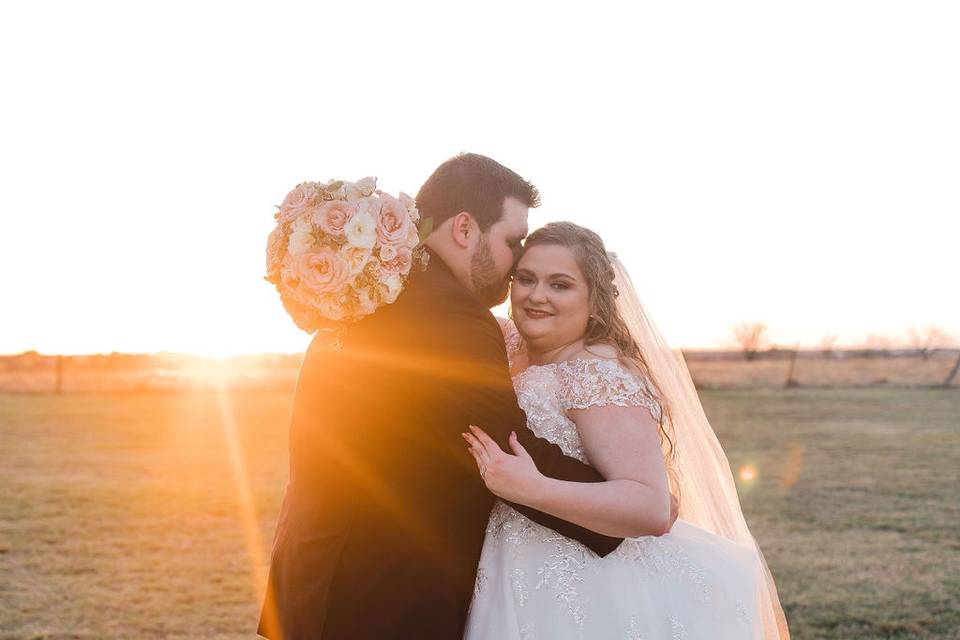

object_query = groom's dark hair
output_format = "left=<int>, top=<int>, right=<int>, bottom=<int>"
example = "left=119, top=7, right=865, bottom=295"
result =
left=416, top=153, right=541, bottom=231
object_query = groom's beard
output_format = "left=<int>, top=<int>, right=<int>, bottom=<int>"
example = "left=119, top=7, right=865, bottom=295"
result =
left=471, top=237, right=511, bottom=308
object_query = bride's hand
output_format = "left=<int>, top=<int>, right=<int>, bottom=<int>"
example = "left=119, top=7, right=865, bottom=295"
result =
left=462, top=425, right=545, bottom=504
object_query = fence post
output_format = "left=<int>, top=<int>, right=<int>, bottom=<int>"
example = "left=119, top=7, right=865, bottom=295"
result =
left=944, top=351, right=960, bottom=388
left=785, top=344, right=800, bottom=388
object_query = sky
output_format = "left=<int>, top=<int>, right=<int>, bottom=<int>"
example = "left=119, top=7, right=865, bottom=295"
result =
left=1, top=1, right=958, bottom=357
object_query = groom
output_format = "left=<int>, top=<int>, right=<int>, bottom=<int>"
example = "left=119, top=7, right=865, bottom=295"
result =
left=258, top=154, right=624, bottom=639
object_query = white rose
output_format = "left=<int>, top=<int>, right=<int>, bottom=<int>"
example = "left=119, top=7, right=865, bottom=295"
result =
left=345, top=211, right=377, bottom=249
left=383, top=274, right=403, bottom=303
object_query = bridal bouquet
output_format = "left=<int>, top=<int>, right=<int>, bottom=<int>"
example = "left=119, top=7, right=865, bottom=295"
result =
left=265, top=177, right=430, bottom=333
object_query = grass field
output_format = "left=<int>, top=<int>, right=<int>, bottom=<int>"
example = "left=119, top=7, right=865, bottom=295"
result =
left=1, top=388, right=958, bottom=639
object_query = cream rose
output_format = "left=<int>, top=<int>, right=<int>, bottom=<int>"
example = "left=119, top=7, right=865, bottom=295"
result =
left=287, top=227, right=315, bottom=256
left=322, top=180, right=346, bottom=201
left=382, top=274, right=403, bottom=304
left=296, top=248, right=351, bottom=296
left=356, top=286, right=379, bottom=316
left=398, top=192, right=420, bottom=223
left=277, top=182, right=319, bottom=224
left=346, top=177, right=377, bottom=201
left=376, top=193, right=413, bottom=246
left=314, top=201, right=357, bottom=238
left=341, top=244, right=372, bottom=274
left=380, top=246, right=413, bottom=275
left=345, top=210, right=378, bottom=249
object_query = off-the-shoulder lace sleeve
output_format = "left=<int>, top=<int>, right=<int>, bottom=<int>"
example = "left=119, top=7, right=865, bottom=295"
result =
left=555, top=358, right=662, bottom=420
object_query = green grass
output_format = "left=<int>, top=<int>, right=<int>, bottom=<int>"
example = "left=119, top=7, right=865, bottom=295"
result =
left=1, top=388, right=958, bottom=639
left=705, top=389, right=960, bottom=639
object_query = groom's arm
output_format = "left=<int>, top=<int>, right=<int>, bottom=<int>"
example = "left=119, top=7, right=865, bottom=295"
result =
left=432, top=306, right=624, bottom=557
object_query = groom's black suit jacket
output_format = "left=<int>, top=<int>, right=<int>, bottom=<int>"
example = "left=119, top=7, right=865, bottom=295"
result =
left=258, top=253, right=622, bottom=640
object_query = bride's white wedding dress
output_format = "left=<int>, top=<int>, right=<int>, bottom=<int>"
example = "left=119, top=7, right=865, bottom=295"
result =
left=464, top=357, right=765, bottom=640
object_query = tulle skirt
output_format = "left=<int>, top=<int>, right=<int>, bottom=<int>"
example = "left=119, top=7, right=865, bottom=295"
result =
left=464, top=503, right=764, bottom=640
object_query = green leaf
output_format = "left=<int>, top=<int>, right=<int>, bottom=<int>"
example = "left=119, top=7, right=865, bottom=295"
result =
left=417, top=216, right=434, bottom=245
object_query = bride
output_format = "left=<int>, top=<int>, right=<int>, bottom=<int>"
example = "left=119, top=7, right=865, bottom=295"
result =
left=462, top=222, right=789, bottom=639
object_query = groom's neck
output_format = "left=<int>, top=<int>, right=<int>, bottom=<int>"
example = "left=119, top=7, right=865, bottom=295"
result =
left=425, top=238, right=474, bottom=294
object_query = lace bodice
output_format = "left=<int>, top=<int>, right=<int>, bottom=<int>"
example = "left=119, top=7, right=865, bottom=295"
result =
left=513, top=358, right=662, bottom=464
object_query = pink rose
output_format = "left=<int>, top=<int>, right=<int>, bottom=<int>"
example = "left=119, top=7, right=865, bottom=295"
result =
left=380, top=246, right=413, bottom=275
left=379, top=243, right=399, bottom=262
left=265, top=225, right=287, bottom=278
left=296, top=247, right=351, bottom=296
left=277, top=182, right=319, bottom=224
left=314, top=201, right=358, bottom=238
left=376, top=193, right=413, bottom=246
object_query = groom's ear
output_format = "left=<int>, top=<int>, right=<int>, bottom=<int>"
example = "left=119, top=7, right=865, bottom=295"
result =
left=451, top=211, right=477, bottom=249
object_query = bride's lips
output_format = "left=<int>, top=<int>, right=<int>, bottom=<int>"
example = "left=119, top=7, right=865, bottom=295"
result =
left=524, top=308, right=553, bottom=320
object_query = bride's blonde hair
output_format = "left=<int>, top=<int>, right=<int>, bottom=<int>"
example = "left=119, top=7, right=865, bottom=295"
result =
left=520, top=222, right=677, bottom=478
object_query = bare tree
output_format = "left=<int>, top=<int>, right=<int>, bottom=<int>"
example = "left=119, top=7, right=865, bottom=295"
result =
left=907, top=325, right=952, bottom=360
left=733, top=322, right=768, bottom=361
left=819, top=334, right=839, bottom=357
left=863, top=334, right=893, bottom=357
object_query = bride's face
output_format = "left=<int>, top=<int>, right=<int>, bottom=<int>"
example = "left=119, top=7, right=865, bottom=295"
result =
left=510, top=244, right=591, bottom=348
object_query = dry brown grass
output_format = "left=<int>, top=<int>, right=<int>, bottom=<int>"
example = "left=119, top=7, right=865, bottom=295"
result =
left=687, top=353, right=959, bottom=389
left=2, top=353, right=957, bottom=394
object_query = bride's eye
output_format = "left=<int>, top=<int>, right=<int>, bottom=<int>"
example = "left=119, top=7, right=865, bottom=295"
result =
left=551, top=282, right=570, bottom=290
left=515, top=275, right=534, bottom=286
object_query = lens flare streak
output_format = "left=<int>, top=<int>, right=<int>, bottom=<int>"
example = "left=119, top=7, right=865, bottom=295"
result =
left=215, top=383, right=271, bottom=618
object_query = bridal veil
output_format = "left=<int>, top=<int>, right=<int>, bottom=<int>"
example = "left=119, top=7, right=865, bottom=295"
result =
left=610, top=256, right=790, bottom=640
